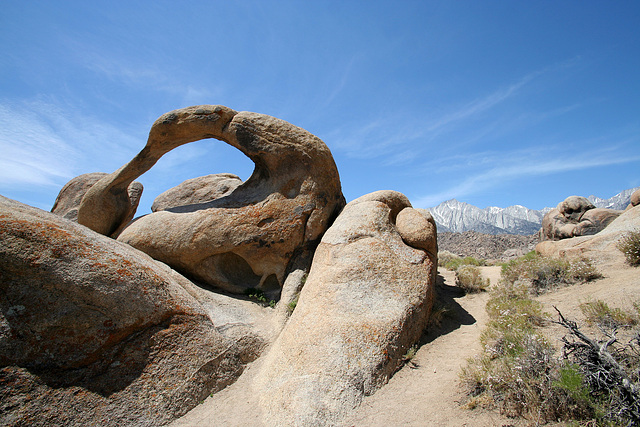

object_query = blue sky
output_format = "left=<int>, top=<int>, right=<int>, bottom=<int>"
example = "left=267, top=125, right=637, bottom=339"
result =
left=1, top=1, right=639, bottom=213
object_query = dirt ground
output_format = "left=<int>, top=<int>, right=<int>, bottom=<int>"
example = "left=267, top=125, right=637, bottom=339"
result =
left=172, top=255, right=640, bottom=427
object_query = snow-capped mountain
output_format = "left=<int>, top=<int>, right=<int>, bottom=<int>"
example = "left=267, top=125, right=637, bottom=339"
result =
left=427, top=187, right=638, bottom=235
left=427, top=199, right=545, bottom=235
left=587, top=187, right=638, bottom=210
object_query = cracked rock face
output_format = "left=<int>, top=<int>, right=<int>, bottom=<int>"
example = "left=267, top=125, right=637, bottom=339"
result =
left=254, top=191, right=436, bottom=426
left=77, top=105, right=345, bottom=296
left=541, top=195, right=622, bottom=240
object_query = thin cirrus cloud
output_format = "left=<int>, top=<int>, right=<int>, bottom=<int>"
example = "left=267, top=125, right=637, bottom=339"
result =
left=65, top=35, right=218, bottom=106
left=412, top=147, right=640, bottom=208
left=329, top=68, right=544, bottom=161
left=0, top=99, right=140, bottom=188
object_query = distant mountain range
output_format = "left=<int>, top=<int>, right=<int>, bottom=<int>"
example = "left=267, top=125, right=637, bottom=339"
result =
left=427, top=187, right=639, bottom=235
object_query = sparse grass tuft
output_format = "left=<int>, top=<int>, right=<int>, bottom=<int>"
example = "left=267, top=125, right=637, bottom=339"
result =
left=455, top=265, right=489, bottom=293
left=428, top=301, right=453, bottom=328
left=579, top=300, right=638, bottom=329
left=244, top=288, right=277, bottom=308
left=286, top=297, right=298, bottom=315
left=403, top=344, right=418, bottom=362
left=617, top=230, right=640, bottom=266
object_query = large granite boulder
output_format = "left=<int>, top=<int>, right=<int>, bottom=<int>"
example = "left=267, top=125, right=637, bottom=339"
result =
left=629, top=188, right=640, bottom=209
left=254, top=191, right=436, bottom=426
left=537, top=204, right=640, bottom=262
left=541, top=195, right=622, bottom=241
left=151, top=173, right=242, bottom=212
left=51, top=172, right=143, bottom=236
left=0, top=196, right=264, bottom=426
left=76, top=105, right=345, bottom=297
left=557, top=195, right=595, bottom=221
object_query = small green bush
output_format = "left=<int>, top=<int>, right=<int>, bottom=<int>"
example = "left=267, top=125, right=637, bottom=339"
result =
left=437, top=250, right=460, bottom=267
left=286, top=297, right=298, bottom=315
left=455, top=265, right=489, bottom=293
left=553, top=364, right=593, bottom=411
left=617, top=230, right=640, bottom=266
left=244, top=288, right=276, bottom=308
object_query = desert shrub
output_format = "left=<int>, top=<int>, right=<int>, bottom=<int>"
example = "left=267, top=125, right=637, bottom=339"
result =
left=461, top=311, right=593, bottom=422
left=485, top=283, right=546, bottom=327
left=617, top=230, right=640, bottom=266
left=556, top=308, right=640, bottom=425
left=455, top=265, right=489, bottom=293
left=579, top=300, right=638, bottom=329
left=501, top=252, right=600, bottom=295
left=445, top=256, right=486, bottom=271
left=437, top=250, right=460, bottom=267
left=566, top=257, right=601, bottom=283
left=461, top=279, right=596, bottom=423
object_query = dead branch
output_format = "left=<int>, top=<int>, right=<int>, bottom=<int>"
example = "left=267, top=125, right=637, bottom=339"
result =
left=553, top=306, right=640, bottom=425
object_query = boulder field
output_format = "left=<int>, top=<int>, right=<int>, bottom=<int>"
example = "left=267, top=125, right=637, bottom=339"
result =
left=1, top=106, right=437, bottom=426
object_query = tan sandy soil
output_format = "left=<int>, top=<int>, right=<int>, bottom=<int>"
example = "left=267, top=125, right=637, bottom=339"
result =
left=172, top=256, right=640, bottom=427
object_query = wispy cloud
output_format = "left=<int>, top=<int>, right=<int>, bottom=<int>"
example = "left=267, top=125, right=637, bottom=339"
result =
left=62, top=35, right=220, bottom=106
left=412, top=145, right=640, bottom=208
left=0, top=98, right=140, bottom=189
left=329, top=68, right=547, bottom=161
left=328, top=57, right=587, bottom=164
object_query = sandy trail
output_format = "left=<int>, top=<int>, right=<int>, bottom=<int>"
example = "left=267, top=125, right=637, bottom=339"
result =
left=345, top=266, right=520, bottom=427
left=172, top=259, right=640, bottom=426
left=173, top=267, right=515, bottom=426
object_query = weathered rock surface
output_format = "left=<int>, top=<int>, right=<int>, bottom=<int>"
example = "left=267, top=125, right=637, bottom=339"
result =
left=541, top=195, right=622, bottom=241
left=536, top=204, right=640, bottom=262
left=254, top=191, right=436, bottom=426
left=51, top=172, right=142, bottom=236
left=76, top=105, right=344, bottom=296
left=557, top=196, right=595, bottom=221
left=0, top=196, right=265, bottom=426
left=572, top=207, right=623, bottom=236
left=151, top=173, right=242, bottom=212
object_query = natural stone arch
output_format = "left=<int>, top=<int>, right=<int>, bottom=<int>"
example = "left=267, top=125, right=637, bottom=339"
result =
left=77, top=105, right=345, bottom=296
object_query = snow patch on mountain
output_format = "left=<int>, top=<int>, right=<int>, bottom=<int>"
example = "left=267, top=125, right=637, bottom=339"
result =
left=427, top=187, right=639, bottom=235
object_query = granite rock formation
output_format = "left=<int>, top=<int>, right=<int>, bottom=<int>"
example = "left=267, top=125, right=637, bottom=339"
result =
left=536, top=203, right=640, bottom=262
left=151, top=173, right=242, bottom=212
left=51, top=172, right=143, bottom=237
left=75, top=105, right=344, bottom=297
left=0, top=196, right=264, bottom=426
left=254, top=191, right=436, bottom=426
left=541, top=195, right=622, bottom=241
